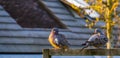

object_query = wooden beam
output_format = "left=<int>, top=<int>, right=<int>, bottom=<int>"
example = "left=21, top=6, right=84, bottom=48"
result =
left=43, top=49, right=51, bottom=58
left=43, top=49, right=120, bottom=56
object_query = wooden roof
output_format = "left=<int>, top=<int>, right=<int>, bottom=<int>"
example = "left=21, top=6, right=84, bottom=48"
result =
left=0, top=0, right=120, bottom=53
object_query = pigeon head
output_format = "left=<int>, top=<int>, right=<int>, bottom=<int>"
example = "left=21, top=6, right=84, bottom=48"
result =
left=52, top=28, right=59, bottom=34
left=94, top=28, right=104, bottom=34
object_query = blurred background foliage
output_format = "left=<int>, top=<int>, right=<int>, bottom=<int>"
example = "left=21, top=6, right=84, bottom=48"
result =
left=85, top=0, right=120, bottom=49
left=85, top=0, right=120, bottom=29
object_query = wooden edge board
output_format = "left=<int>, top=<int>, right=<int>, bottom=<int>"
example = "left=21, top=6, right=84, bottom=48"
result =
left=43, top=49, right=120, bottom=56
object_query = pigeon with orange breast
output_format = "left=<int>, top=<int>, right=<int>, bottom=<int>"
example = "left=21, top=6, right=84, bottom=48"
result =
left=48, top=28, right=70, bottom=50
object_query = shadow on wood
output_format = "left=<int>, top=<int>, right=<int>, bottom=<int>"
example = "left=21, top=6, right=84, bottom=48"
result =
left=42, top=49, right=120, bottom=58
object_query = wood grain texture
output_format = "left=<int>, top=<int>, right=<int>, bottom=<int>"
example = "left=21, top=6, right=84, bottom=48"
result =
left=43, top=49, right=120, bottom=56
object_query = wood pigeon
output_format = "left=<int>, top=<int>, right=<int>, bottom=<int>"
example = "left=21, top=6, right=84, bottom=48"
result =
left=81, top=28, right=108, bottom=51
left=48, top=28, right=70, bottom=49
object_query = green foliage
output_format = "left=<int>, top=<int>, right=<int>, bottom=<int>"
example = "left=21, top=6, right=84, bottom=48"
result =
left=85, top=0, right=120, bottom=28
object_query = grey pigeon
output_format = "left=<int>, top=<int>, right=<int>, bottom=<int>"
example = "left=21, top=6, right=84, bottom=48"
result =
left=81, top=28, right=108, bottom=51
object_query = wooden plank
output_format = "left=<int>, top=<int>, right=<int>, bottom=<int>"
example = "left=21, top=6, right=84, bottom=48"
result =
left=42, top=1, right=63, bottom=8
left=0, top=37, right=49, bottom=45
left=0, top=24, right=21, bottom=29
left=0, top=6, right=3, bottom=10
left=76, top=28, right=119, bottom=35
left=0, top=37, right=86, bottom=46
left=77, top=19, right=105, bottom=27
left=0, top=29, right=118, bottom=39
left=66, top=26, right=119, bottom=36
left=61, top=20, right=86, bottom=27
left=95, top=21, right=106, bottom=27
left=68, top=7, right=82, bottom=18
left=0, top=30, right=90, bottom=39
left=0, top=28, right=118, bottom=39
left=60, top=0, right=100, bottom=18
left=0, top=10, right=10, bottom=16
left=43, top=49, right=51, bottom=58
left=69, top=27, right=94, bottom=34
left=116, top=7, right=120, bottom=14
left=0, top=45, right=85, bottom=53
left=0, top=30, right=50, bottom=38
left=43, top=0, right=59, bottom=2
left=43, top=49, right=120, bottom=56
left=60, top=0, right=73, bottom=8
left=0, top=17, right=16, bottom=23
left=0, top=28, right=70, bottom=32
left=48, top=7, right=70, bottom=14
left=55, top=14, right=75, bottom=21
left=62, top=19, right=105, bottom=28
left=0, top=44, right=52, bottom=53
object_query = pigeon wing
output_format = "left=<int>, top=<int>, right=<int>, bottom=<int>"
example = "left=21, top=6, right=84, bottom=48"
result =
left=57, top=34, right=70, bottom=47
